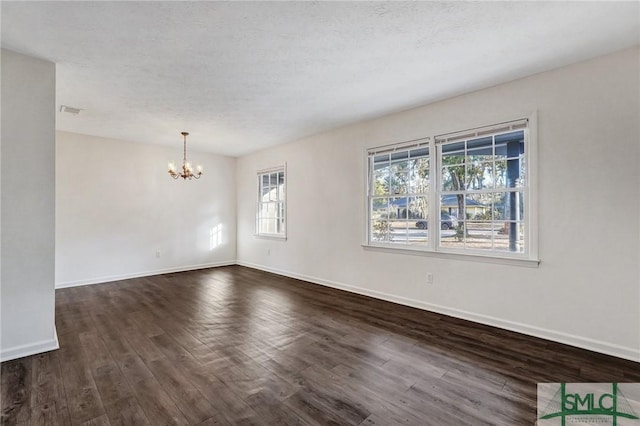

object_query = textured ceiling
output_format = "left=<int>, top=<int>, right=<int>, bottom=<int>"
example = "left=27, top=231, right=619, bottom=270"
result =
left=2, top=1, right=639, bottom=156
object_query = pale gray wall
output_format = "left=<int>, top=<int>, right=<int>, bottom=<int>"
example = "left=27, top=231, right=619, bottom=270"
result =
left=55, top=131, right=237, bottom=287
left=237, top=47, right=640, bottom=361
left=1, top=49, right=57, bottom=361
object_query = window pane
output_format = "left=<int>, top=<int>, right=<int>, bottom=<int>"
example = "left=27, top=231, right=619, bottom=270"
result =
left=495, top=159, right=507, bottom=188
left=441, top=194, right=464, bottom=219
left=496, top=131, right=524, bottom=160
left=441, top=165, right=464, bottom=191
left=409, top=196, right=428, bottom=220
left=261, top=174, right=270, bottom=187
left=390, top=197, right=408, bottom=219
left=260, top=202, right=277, bottom=219
left=493, top=191, right=524, bottom=221
left=371, top=197, right=390, bottom=242
left=389, top=220, right=409, bottom=244
left=373, top=162, right=390, bottom=196
left=390, top=160, right=409, bottom=195
left=410, top=158, right=429, bottom=194
left=465, top=222, right=493, bottom=250
left=440, top=212, right=459, bottom=231
left=374, top=154, right=389, bottom=163
left=483, top=192, right=504, bottom=220
left=466, top=193, right=491, bottom=220
left=269, top=186, right=278, bottom=201
left=371, top=198, right=389, bottom=220
left=269, top=172, right=278, bottom=186
left=407, top=220, right=427, bottom=245
left=467, top=162, right=494, bottom=190
left=495, top=143, right=508, bottom=158
left=519, top=157, right=526, bottom=187
left=278, top=182, right=285, bottom=200
left=259, top=218, right=277, bottom=234
left=494, top=222, right=524, bottom=253
left=441, top=141, right=465, bottom=165
left=390, top=151, right=408, bottom=161
left=466, top=136, right=493, bottom=162
left=439, top=225, right=462, bottom=249
left=493, top=193, right=509, bottom=221
left=371, top=219, right=389, bottom=242
left=410, top=147, right=428, bottom=158
left=261, top=186, right=271, bottom=202
left=506, top=157, right=523, bottom=188
left=388, top=197, right=408, bottom=244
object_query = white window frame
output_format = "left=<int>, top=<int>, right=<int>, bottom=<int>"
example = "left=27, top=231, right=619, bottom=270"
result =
left=256, top=164, right=287, bottom=239
left=367, top=138, right=431, bottom=246
left=365, top=114, right=539, bottom=266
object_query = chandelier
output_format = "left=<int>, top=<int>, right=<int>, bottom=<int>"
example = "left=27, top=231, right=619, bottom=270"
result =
left=168, top=132, right=203, bottom=180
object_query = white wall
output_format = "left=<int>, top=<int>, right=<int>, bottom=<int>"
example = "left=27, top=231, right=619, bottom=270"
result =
left=56, top=131, right=236, bottom=287
left=1, top=49, right=58, bottom=361
left=237, top=47, right=640, bottom=361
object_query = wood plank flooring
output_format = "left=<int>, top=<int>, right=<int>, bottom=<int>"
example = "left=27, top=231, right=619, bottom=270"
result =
left=2, top=265, right=639, bottom=425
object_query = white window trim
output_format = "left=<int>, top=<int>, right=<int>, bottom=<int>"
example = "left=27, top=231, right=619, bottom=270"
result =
left=364, top=112, right=539, bottom=266
left=255, top=163, right=287, bottom=240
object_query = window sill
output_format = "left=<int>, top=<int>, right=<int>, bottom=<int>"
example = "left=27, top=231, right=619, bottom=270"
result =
left=254, top=234, right=287, bottom=241
left=362, top=243, right=540, bottom=268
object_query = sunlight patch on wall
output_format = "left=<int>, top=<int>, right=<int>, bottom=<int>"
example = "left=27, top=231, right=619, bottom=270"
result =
left=210, top=224, right=223, bottom=250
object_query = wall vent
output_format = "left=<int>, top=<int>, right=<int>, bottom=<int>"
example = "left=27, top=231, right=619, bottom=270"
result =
left=59, top=105, right=81, bottom=115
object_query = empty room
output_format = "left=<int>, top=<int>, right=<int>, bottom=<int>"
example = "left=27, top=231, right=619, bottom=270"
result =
left=1, top=1, right=640, bottom=425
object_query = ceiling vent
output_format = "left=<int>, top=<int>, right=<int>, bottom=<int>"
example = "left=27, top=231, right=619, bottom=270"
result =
left=59, top=105, right=81, bottom=115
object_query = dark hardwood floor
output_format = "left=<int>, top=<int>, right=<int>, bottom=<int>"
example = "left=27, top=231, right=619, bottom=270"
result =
left=2, top=265, right=639, bottom=425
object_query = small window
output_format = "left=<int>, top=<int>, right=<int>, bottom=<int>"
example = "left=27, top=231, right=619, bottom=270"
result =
left=256, top=166, right=286, bottom=238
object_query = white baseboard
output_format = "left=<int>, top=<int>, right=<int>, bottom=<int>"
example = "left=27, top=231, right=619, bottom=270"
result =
left=55, top=260, right=236, bottom=289
left=1, top=327, right=59, bottom=362
left=237, top=261, right=640, bottom=363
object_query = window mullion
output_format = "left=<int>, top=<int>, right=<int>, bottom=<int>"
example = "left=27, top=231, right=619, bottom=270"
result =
left=428, top=139, right=438, bottom=251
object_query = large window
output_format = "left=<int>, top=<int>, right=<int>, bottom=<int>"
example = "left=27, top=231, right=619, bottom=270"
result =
left=367, top=118, right=534, bottom=260
left=257, top=166, right=286, bottom=238
left=437, top=121, right=527, bottom=254
left=369, top=141, right=430, bottom=245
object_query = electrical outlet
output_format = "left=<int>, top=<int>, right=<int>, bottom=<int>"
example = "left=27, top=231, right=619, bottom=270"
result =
left=267, top=248, right=271, bottom=256
left=156, top=250, right=161, bottom=258
left=426, top=273, right=433, bottom=284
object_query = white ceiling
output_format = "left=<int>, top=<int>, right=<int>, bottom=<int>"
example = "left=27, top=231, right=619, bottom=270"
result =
left=2, top=1, right=639, bottom=157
